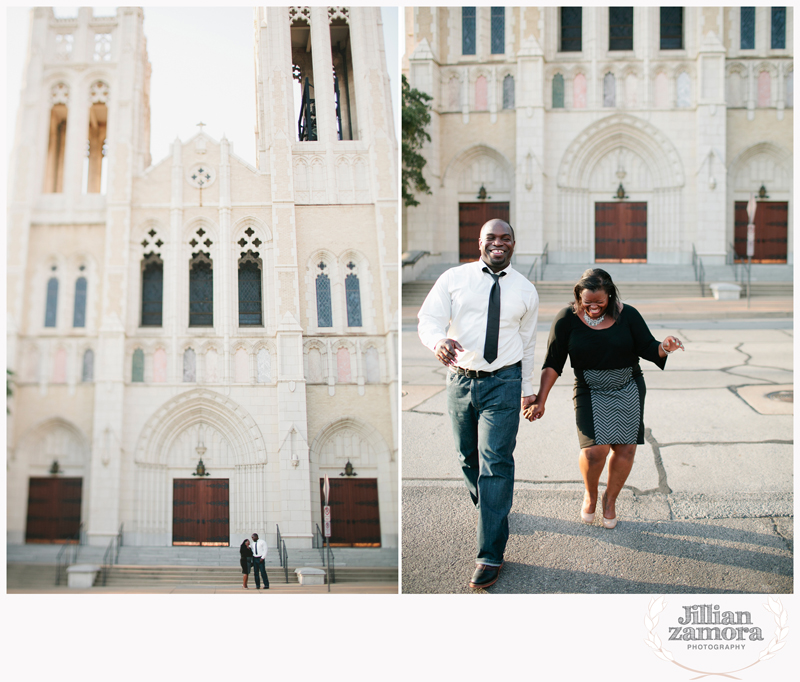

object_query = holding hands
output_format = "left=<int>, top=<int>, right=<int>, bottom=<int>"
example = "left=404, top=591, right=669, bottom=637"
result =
left=522, top=396, right=544, bottom=422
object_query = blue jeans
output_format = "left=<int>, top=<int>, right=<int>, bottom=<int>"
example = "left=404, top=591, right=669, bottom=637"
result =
left=253, top=557, right=269, bottom=588
left=446, top=363, right=521, bottom=566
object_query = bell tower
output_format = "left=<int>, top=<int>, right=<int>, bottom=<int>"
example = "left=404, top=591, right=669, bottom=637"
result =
left=7, top=7, right=151, bottom=546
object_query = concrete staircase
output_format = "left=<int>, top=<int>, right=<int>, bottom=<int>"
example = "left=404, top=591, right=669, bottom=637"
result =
left=403, top=262, right=793, bottom=306
left=7, top=544, right=398, bottom=588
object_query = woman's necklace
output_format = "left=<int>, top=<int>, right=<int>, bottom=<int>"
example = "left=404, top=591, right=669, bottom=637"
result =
left=583, top=311, right=605, bottom=327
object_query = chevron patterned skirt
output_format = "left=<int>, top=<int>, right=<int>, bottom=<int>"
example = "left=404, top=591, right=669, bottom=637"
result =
left=573, top=367, right=646, bottom=448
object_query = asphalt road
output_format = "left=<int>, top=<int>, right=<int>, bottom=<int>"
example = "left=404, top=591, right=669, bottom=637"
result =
left=401, top=316, right=793, bottom=594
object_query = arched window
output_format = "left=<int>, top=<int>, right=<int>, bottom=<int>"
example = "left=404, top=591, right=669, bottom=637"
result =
left=84, top=81, right=109, bottom=194
left=491, top=7, right=505, bottom=54
left=82, top=349, right=94, bottom=382
left=257, top=348, right=271, bottom=383
left=365, top=347, right=380, bottom=384
left=740, top=7, right=755, bottom=50
left=345, top=272, right=362, bottom=327
left=141, top=254, right=163, bottom=327
left=758, top=71, right=771, bottom=107
left=502, top=75, right=515, bottom=109
left=603, top=73, right=616, bottom=107
left=45, top=277, right=59, bottom=327
left=238, top=251, right=263, bottom=326
left=53, top=348, right=67, bottom=383
left=475, top=75, right=488, bottom=111
left=552, top=74, right=565, bottom=108
left=573, top=73, right=587, bottom=109
left=73, top=277, right=87, bottom=327
left=676, top=72, right=691, bottom=108
left=132, top=349, right=144, bottom=382
left=336, top=347, right=351, bottom=383
left=44, top=83, right=69, bottom=193
left=183, top=348, right=196, bottom=382
left=153, top=348, right=167, bottom=383
left=234, top=348, right=249, bottom=383
left=189, top=252, right=213, bottom=327
left=316, top=265, right=333, bottom=327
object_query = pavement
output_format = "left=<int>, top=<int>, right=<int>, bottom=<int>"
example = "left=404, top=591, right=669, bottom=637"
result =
left=401, top=295, right=794, bottom=594
left=5, top=583, right=398, bottom=595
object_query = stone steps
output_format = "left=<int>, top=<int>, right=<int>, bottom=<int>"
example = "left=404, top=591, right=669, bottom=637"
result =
left=5, top=563, right=397, bottom=588
left=403, top=279, right=791, bottom=307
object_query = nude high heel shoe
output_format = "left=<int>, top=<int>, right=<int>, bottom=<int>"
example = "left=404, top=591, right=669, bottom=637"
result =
left=601, top=492, right=618, bottom=529
left=581, top=493, right=595, bottom=524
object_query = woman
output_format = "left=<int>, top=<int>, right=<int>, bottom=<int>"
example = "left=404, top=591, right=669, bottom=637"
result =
left=525, top=268, right=684, bottom=528
left=240, top=538, right=253, bottom=588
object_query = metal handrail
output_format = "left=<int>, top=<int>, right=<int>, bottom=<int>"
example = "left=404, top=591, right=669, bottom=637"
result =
left=691, top=244, right=706, bottom=297
left=526, top=256, right=539, bottom=282
left=115, top=523, right=123, bottom=564
left=314, top=523, right=325, bottom=563
left=55, top=522, right=83, bottom=585
left=326, top=543, right=336, bottom=585
left=527, top=243, right=549, bottom=282
left=276, top=524, right=282, bottom=557
left=99, top=536, right=116, bottom=587
left=280, top=540, right=289, bottom=584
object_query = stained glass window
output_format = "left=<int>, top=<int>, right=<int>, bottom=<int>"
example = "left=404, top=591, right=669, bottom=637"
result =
left=238, top=257, right=262, bottom=326
left=771, top=7, right=786, bottom=49
left=462, top=7, right=476, bottom=55
left=345, top=273, right=362, bottom=327
left=502, top=75, right=515, bottom=109
left=82, top=349, right=94, bottom=382
left=73, top=277, right=87, bottom=327
left=132, top=348, right=144, bottom=382
left=740, top=7, right=755, bottom=49
left=660, top=7, right=683, bottom=50
left=561, top=7, right=582, bottom=52
left=491, top=7, right=505, bottom=54
left=553, top=74, right=565, bottom=108
left=189, top=255, right=213, bottom=326
left=45, top=277, right=58, bottom=327
left=141, top=257, right=163, bottom=326
left=609, top=7, right=633, bottom=51
left=316, top=272, right=333, bottom=327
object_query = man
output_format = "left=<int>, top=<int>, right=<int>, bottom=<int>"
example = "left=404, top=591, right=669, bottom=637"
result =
left=418, top=219, right=539, bottom=589
left=251, top=533, right=269, bottom=589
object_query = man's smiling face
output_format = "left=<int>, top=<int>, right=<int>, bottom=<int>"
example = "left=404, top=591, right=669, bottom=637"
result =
left=478, top=219, right=515, bottom=272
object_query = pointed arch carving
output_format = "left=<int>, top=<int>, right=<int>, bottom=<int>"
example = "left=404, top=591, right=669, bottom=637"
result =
left=558, top=114, right=685, bottom=189
left=134, top=389, right=267, bottom=465
left=442, top=143, right=513, bottom=193
left=309, top=417, right=391, bottom=467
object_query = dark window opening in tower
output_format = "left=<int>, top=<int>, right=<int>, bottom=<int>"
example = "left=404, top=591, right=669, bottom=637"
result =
left=83, top=102, right=108, bottom=193
left=141, top=254, right=163, bottom=327
left=291, top=18, right=317, bottom=141
left=331, top=19, right=357, bottom=140
left=189, top=252, right=213, bottom=327
left=238, top=251, right=263, bottom=326
left=44, top=104, right=68, bottom=193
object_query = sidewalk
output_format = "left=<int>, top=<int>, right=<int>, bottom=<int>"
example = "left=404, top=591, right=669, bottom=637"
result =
left=6, top=583, right=398, bottom=595
left=402, top=296, right=793, bottom=594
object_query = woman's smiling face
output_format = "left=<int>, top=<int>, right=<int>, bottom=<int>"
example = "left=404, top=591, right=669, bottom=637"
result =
left=580, top=289, right=608, bottom=319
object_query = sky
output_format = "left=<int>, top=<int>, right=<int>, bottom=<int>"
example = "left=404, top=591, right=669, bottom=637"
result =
left=5, top=5, right=399, bottom=169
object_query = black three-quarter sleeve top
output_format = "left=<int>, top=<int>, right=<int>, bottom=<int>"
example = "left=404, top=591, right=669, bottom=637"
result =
left=543, top=304, right=667, bottom=375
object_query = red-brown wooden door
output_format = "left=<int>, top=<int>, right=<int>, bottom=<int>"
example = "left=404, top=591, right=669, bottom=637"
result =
left=25, top=477, right=82, bottom=543
left=320, top=478, right=381, bottom=547
left=734, top=201, right=788, bottom=263
left=459, top=202, right=510, bottom=262
left=172, top=479, right=230, bottom=546
left=595, top=202, right=647, bottom=262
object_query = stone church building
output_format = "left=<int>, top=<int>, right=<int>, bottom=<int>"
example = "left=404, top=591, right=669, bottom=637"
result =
left=7, top=6, right=398, bottom=551
left=403, top=7, right=792, bottom=276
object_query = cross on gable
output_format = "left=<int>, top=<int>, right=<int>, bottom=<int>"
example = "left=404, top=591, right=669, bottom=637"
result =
left=196, top=121, right=206, bottom=132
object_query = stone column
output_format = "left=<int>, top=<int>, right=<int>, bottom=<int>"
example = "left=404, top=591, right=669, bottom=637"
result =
left=695, top=30, right=727, bottom=265
left=514, top=36, right=545, bottom=265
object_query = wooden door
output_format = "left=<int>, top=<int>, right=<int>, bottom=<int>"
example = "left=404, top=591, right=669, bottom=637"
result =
left=25, top=477, right=82, bottom=543
left=595, top=202, right=647, bottom=262
left=172, top=479, right=230, bottom=546
left=320, top=478, right=381, bottom=547
left=459, top=202, right=510, bottom=262
left=734, top=201, right=788, bottom=263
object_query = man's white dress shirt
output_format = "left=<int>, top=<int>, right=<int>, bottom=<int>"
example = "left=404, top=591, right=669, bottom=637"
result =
left=253, top=538, right=268, bottom=561
left=418, top=260, right=539, bottom=396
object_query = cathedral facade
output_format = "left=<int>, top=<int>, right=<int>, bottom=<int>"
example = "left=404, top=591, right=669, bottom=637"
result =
left=403, top=7, right=792, bottom=274
left=7, top=7, right=398, bottom=550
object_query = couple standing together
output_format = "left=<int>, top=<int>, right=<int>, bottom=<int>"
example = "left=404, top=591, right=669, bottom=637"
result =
left=239, top=533, right=269, bottom=589
left=418, top=219, right=685, bottom=590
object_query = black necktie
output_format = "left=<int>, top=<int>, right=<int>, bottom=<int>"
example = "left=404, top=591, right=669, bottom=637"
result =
left=482, top=268, right=505, bottom=364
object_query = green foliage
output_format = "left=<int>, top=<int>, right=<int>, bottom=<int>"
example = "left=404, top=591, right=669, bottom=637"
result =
left=402, top=75, right=433, bottom=207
